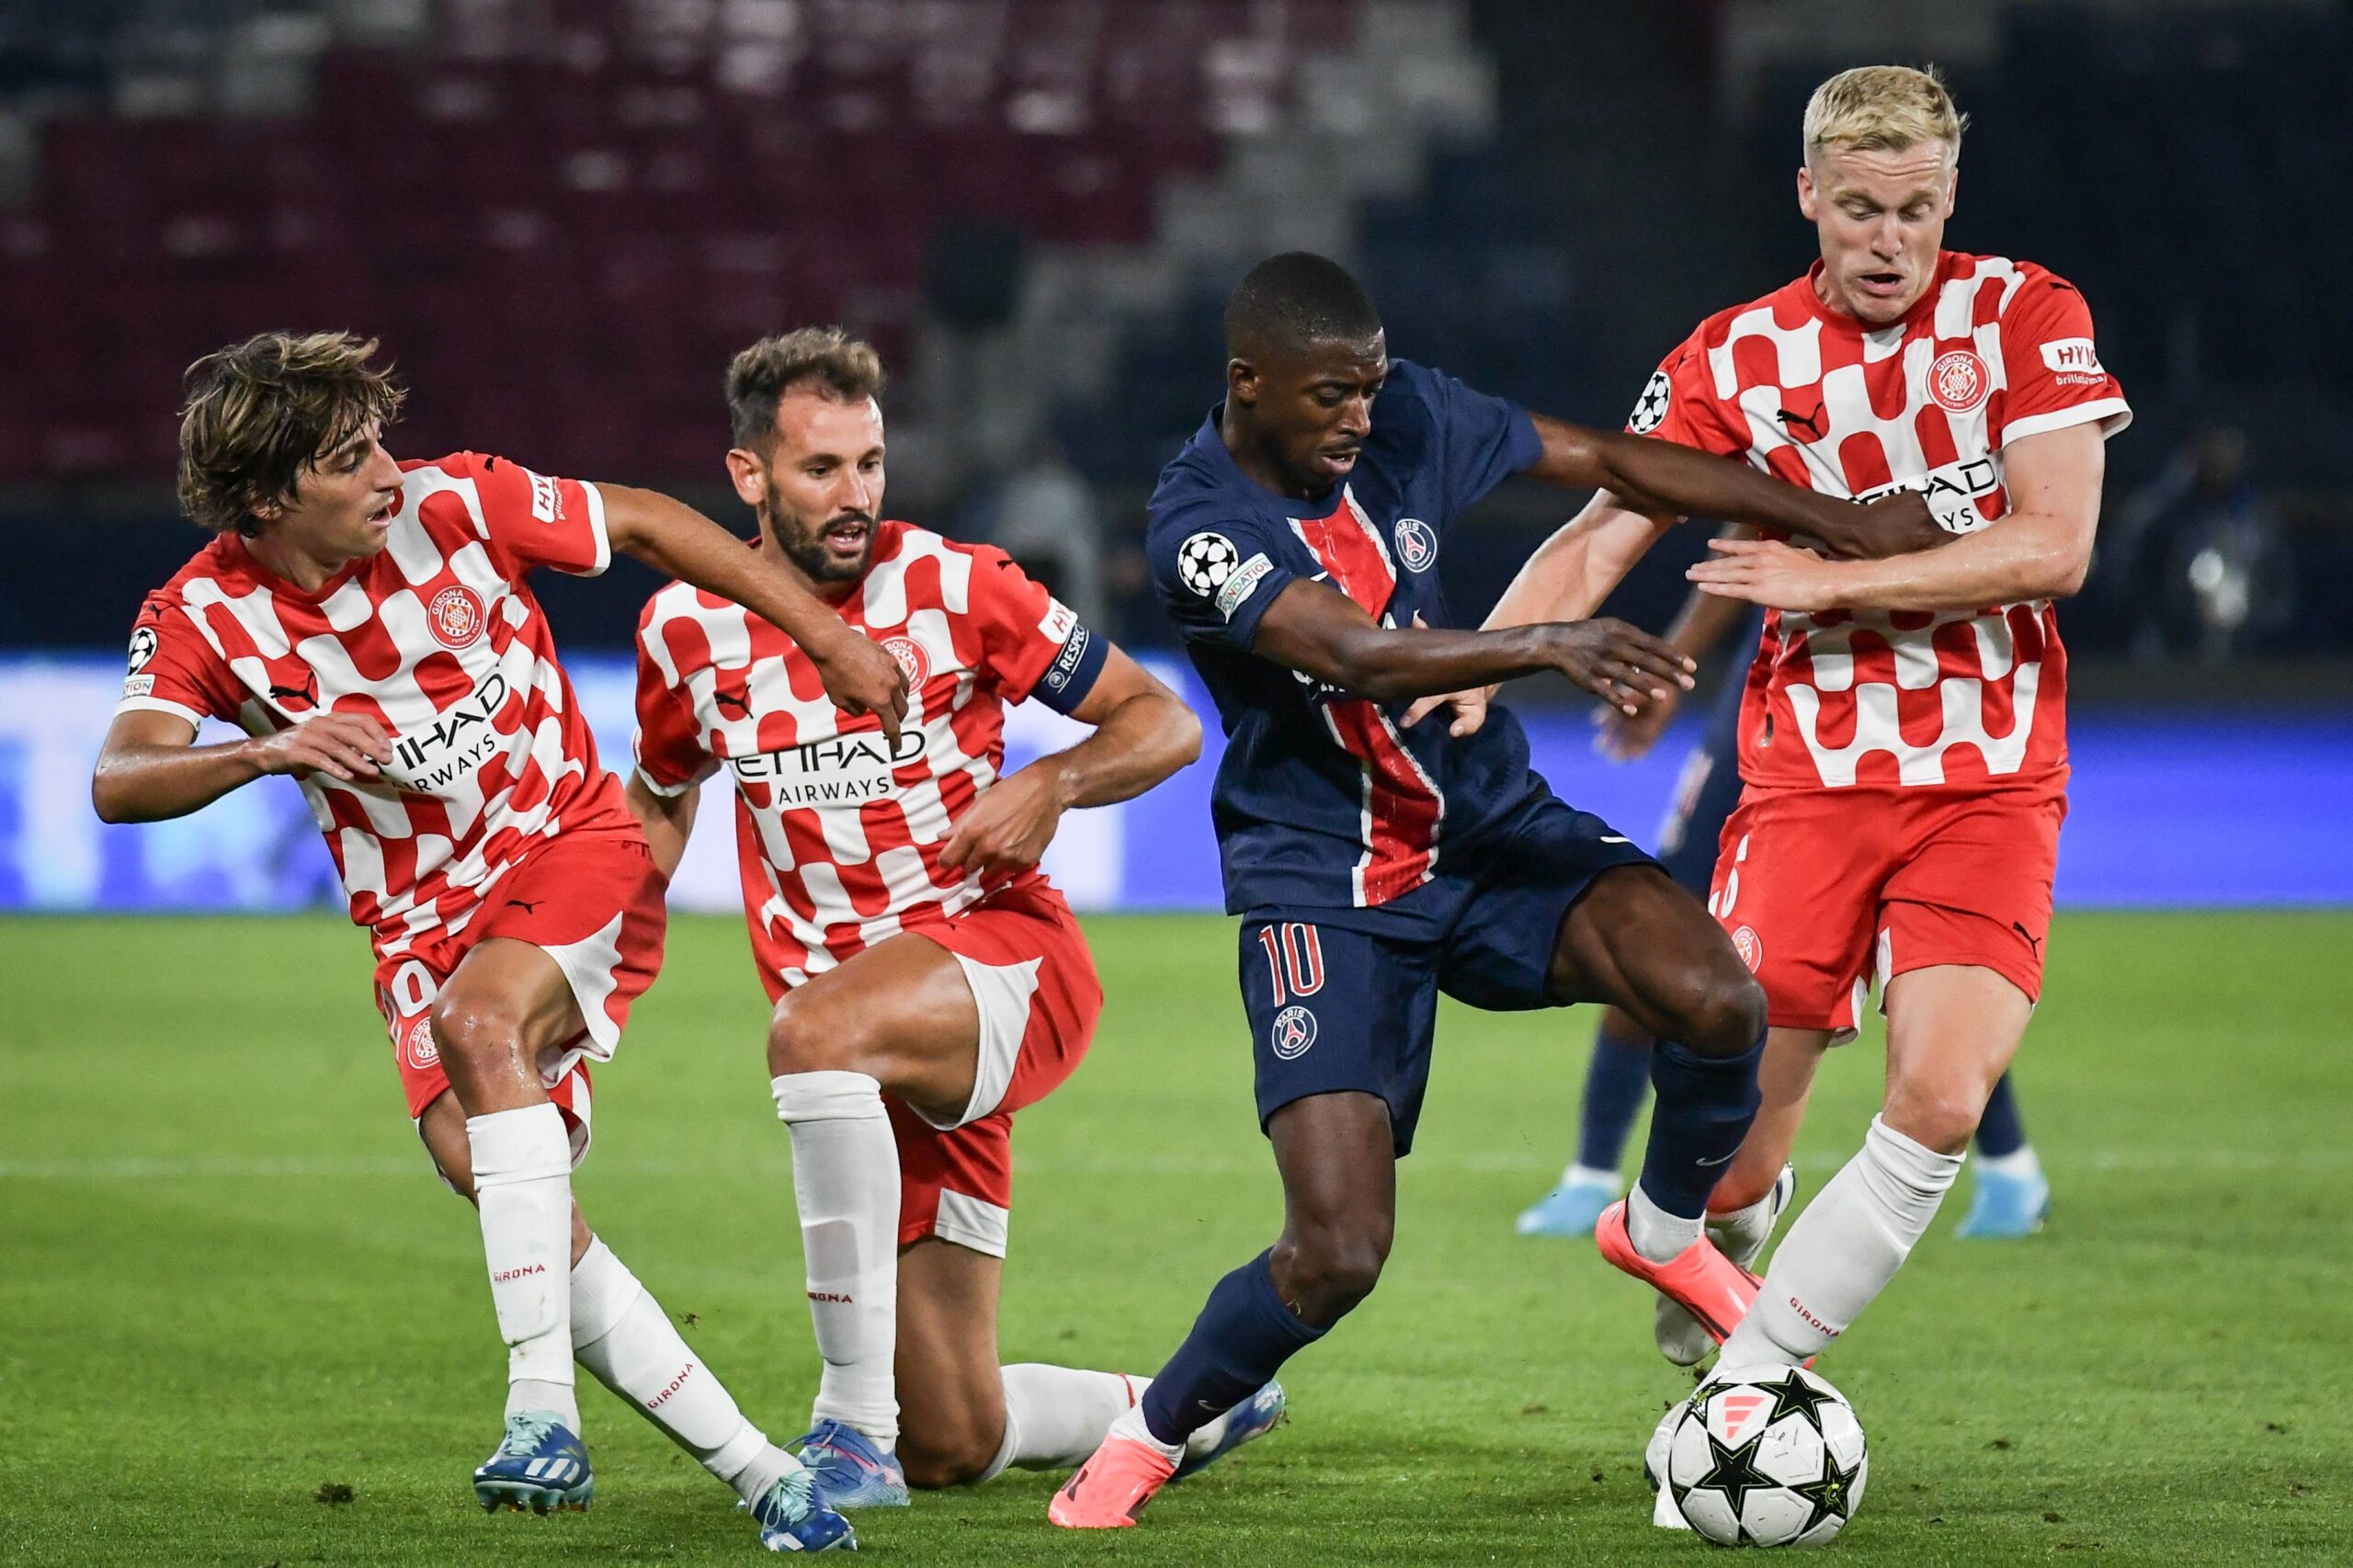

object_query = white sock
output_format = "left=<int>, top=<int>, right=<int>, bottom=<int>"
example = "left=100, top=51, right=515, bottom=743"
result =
left=468, top=1104, right=577, bottom=1430
left=1721, top=1117, right=1962, bottom=1367
left=982, top=1365, right=1152, bottom=1480
left=1981, top=1145, right=2042, bottom=1180
left=1626, top=1181, right=1700, bottom=1264
left=1105, top=1403, right=1184, bottom=1466
left=1562, top=1163, right=1621, bottom=1190
left=1706, top=1165, right=1792, bottom=1268
left=571, top=1238, right=791, bottom=1505
left=773, top=1070, right=901, bottom=1448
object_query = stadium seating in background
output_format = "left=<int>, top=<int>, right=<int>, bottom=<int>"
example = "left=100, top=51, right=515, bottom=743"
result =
left=0, top=0, right=1364, bottom=483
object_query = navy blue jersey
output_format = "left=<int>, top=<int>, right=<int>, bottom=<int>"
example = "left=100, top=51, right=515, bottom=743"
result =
left=1147, top=358, right=1550, bottom=924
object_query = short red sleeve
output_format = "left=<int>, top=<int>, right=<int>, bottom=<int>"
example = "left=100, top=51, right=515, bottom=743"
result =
left=115, top=595, right=244, bottom=726
left=631, top=608, right=715, bottom=797
left=1627, top=330, right=1749, bottom=458
left=434, top=451, right=611, bottom=577
left=1995, top=268, right=2131, bottom=449
left=964, top=545, right=1078, bottom=703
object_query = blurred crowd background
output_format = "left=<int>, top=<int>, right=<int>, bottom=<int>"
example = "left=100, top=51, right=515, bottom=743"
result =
left=1, top=0, right=2348, bottom=684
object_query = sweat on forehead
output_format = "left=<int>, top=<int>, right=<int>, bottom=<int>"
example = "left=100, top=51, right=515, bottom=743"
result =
left=1225, top=251, right=1384, bottom=359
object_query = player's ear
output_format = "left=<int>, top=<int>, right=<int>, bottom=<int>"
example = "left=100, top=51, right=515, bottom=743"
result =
left=1227, top=356, right=1259, bottom=408
left=724, top=447, right=766, bottom=508
left=1795, top=164, right=1817, bottom=221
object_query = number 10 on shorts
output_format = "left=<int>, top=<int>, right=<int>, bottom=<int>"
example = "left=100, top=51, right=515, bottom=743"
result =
left=1256, top=922, right=1326, bottom=1005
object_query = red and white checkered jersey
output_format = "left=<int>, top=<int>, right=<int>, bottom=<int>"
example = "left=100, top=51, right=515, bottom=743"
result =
left=1632, top=251, right=2130, bottom=794
left=634, top=520, right=1104, bottom=991
left=116, top=450, right=636, bottom=957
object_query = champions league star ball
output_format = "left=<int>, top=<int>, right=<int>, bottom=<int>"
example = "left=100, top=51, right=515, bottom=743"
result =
left=1655, top=1364, right=1868, bottom=1547
left=1176, top=530, right=1241, bottom=596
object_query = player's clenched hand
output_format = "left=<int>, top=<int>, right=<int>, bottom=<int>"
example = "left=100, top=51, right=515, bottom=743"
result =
left=1592, top=680, right=1682, bottom=761
left=1539, top=619, right=1696, bottom=717
left=1794, top=489, right=1949, bottom=561
left=807, top=630, right=909, bottom=744
left=938, top=765, right=1064, bottom=880
left=1687, top=535, right=1845, bottom=612
left=244, top=712, right=392, bottom=783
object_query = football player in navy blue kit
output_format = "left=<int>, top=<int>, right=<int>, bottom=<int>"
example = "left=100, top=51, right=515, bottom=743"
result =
left=1049, top=254, right=1943, bottom=1528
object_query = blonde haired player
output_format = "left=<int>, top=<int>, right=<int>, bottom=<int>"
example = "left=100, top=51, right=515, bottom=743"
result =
left=1423, top=64, right=2127, bottom=1368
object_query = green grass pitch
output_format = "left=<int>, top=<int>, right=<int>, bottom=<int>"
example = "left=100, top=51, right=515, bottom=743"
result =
left=3, top=910, right=2347, bottom=1564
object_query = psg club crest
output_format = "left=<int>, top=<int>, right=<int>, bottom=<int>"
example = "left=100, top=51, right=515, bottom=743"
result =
left=881, top=634, right=930, bottom=687
left=1927, top=348, right=1991, bottom=414
left=426, top=585, right=487, bottom=651
left=1393, top=517, right=1438, bottom=573
left=1270, top=1005, right=1318, bottom=1060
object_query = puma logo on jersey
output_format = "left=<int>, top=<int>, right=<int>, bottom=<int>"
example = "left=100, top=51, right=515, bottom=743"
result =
left=268, top=673, right=320, bottom=710
left=1777, top=403, right=1827, bottom=440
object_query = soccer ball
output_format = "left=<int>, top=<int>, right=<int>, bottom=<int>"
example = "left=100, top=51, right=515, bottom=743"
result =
left=1658, top=1363, right=1867, bottom=1547
left=1176, top=530, right=1240, bottom=596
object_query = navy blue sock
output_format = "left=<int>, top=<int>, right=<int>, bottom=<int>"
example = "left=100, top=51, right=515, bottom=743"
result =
left=1575, top=1015, right=1654, bottom=1173
left=1635, top=1031, right=1766, bottom=1219
left=1975, top=1071, right=2028, bottom=1158
left=1140, top=1251, right=1325, bottom=1447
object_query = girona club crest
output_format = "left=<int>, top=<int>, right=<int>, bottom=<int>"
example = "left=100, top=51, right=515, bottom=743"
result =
left=404, top=1015, right=440, bottom=1071
left=881, top=634, right=929, bottom=687
left=1927, top=348, right=1990, bottom=414
left=1732, top=925, right=1764, bottom=972
left=426, top=584, right=487, bottom=651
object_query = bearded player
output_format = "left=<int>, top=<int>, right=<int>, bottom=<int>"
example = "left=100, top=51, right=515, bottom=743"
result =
left=1048, top=252, right=1946, bottom=1529
left=625, top=328, right=1282, bottom=1511
left=1460, top=65, right=2126, bottom=1369
left=90, top=332, right=909, bottom=1550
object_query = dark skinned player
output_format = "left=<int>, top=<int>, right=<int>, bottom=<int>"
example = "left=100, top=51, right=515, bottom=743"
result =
left=1048, top=253, right=1945, bottom=1528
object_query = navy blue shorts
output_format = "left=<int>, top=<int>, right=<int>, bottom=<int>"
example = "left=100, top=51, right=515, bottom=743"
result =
left=1654, top=665, right=1749, bottom=894
left=1240, top=794, right=1657, bottom=1155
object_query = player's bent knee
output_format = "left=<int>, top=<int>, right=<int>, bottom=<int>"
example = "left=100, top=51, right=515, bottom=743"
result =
left=896, top=1426, right=998, bottom=1490
left=1277, top=1222, right=1391, bottom=1325
left=1666, top=968, right=1768, bottom=1057
left=766, top=988, right=873, bottom=1078
left=1883, top=1085, right=1981, bottom=1155
left=426, top=994, right=529, bottom=1074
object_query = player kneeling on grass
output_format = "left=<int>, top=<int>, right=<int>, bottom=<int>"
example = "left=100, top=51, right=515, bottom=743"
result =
left=91, top=332, right=912, bottom=1551
left=623, top=328, right=1281, bottom=1511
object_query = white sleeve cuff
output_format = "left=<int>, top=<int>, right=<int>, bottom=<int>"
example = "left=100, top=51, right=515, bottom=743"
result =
left=568, top=480, right=612, bottom=577
left=2001, top=398, right=2132, bottom=448
left=113, top=695, right=209, bottom=728
left=631, top=762, right=699, bottom=800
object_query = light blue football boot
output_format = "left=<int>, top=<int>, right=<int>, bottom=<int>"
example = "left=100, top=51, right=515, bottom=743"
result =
left=1956, top=1163, right=2050, bottom=1238
left=1516, top=1170, right=1620, bottom=1238
left=749, top=1466, right=858, bottom=1552
left=792, top=1418, right=909, bottom=1509
left=472, top=1411, right=593, bottom=1513
left=1174, top=1380, right=1287, bottom=1481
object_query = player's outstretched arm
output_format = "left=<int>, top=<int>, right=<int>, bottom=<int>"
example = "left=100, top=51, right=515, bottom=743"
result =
left=597, top=483, right=909, bottom=741
left=1522, top=414, right=1946, bottom=561
left=1250, top=576, right=1695, bottom=714
left=1688, top=424, right=2105, bottom=614
left=91, top=709, right=392, bottom=823
left=621, top=771, right=700, bottom=881
left=938, top=647, right=1201, bottom=879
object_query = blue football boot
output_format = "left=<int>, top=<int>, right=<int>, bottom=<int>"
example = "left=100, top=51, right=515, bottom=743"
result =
left=472, top=1411, right=593, bottom=1513
left=792, top=1418, right=909, bottom=1509
left=1174, top=1380, right=1287, bottom=1481
left=1956, top=1164, right=2050, bottom=1238
left=1516, top=1171, right=1620, bottom=1238
left=749, top=1466, right=858, bottom=1552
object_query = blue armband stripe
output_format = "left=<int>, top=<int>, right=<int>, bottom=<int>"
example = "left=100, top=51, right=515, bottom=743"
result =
left=1034, top=621, right=1108, bottom=715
